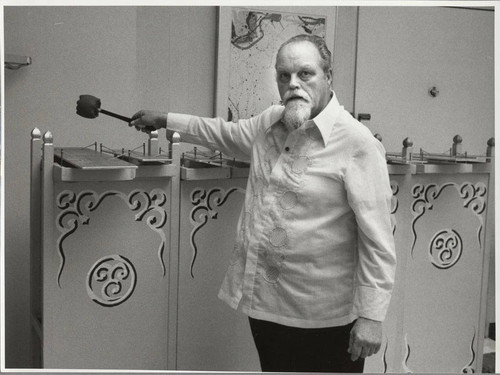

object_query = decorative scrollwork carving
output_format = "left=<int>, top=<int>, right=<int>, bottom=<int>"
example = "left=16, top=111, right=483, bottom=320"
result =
left=189, top=187, right=245, bottom=278
left=87, top=254, right=137, bottom=307
left=460, top=183, right=487, bottom=250
left=382, top=336, right=389, bottom=373
left=390, top=181, right=399, bottom=235
left=429, top=229, right=463, bottom=269
left=460, top=183, right=487, bottom=215
left=461, top=328, right=476, bottom=373
left=56, top=189, right=168, bottom=287
left=402, top=334, right=413, bottom=373
left=411, top=182, right=487, bottom=258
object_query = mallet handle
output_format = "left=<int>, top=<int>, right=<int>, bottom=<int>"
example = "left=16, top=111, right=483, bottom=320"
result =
left=99, top=108, right=131, bottom=123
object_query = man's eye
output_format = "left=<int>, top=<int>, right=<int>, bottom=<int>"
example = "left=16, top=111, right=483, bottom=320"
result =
left=300, top=71, right=312, bottom=79
left=278, top=73, right=290, bottom=82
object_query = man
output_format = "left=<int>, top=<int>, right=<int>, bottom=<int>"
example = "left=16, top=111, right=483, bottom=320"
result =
left=130, top=34, right=396, bottom=373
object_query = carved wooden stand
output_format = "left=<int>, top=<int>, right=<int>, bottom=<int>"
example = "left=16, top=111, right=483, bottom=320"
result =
left=30, top=130, right=181, bottom=370
left=31, top=130, right=494, bottom=373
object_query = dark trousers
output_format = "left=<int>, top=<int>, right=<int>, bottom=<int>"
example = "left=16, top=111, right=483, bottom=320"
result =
left=249, top=317, right=364, bottom=373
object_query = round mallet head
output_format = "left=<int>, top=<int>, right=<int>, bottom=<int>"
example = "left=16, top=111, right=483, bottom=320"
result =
left=76, top=95, right=101, bottom=119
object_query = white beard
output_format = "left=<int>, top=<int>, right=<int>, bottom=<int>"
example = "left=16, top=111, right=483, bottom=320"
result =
left=282, top=99, right=311, bottom=131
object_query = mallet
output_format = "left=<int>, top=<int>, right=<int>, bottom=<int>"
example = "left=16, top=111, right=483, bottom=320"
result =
left=76, top=95, right=132, bottom=123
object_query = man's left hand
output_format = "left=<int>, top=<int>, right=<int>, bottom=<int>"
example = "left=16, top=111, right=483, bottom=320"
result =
left=347, top=317, right=382, bottom=361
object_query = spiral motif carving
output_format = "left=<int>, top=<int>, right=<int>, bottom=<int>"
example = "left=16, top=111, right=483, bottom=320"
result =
left=429, top=229, right=463, bottom=269
left=460, top=183, right=487, bottom=215
left=87, top=255, right=137, bottom=307
left=411, top=182, right=487, bottom=258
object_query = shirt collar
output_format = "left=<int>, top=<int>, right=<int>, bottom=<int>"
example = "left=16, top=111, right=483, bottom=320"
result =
left=268, top=91, right=342, bottom=147
left=308, top=91, right=342, bottom=147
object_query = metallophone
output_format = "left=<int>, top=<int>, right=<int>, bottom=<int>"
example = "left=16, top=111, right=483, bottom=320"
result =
left=28, top=95, right=494, bottom=372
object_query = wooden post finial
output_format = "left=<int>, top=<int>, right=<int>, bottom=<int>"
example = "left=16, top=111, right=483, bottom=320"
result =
left=148, top=130, right=160, bottom=156
left=43, top=131, right=53, bottom=144
left=31, top=128, right=42, bottom=139
left=172, top=132, right=181, bottom=144
left=402, top=137, right=413, bottom=161
left=487, top=137, right=495, bottom=161
left=452, top=134, right=462, bottom=156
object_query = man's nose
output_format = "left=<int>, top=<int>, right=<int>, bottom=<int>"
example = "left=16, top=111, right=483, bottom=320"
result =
left=289, top=74, right=300, bottom=89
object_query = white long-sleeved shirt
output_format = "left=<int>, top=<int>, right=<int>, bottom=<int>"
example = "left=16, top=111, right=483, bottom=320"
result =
left=168, top=93, right=396, bottom=328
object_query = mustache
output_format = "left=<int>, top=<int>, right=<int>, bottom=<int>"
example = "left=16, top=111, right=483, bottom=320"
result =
left=283, top=91, right=310, bottom=104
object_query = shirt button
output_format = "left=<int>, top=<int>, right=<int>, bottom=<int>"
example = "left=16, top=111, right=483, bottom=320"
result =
left=284, top=146, right=290, bottom=152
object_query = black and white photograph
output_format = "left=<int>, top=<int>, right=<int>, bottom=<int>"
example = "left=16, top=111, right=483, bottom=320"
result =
left=1, top=2, right=496, bottom=374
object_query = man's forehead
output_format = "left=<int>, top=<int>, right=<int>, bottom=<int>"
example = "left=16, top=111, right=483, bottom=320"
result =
left=278, top=40, right=318, bottom=55
left=276, top=41, right=322, bottom=68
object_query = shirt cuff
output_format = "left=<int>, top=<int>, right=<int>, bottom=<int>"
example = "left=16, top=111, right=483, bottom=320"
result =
left=353, top=285, right=392, bottom=322
left=166, top=112, right=191, bottom=132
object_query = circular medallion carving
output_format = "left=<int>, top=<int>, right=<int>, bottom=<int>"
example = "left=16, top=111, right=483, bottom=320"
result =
left=87, top=255, right=137, bottom=307
left=429, top=229, right=463, bottom=269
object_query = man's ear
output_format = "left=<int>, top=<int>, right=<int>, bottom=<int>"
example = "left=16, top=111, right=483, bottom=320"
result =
left=326, top=68, right=333, bottom=87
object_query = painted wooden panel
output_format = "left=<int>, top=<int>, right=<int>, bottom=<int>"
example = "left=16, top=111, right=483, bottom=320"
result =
left=176, top=178, right=260, bottom=371
left=31, top=135, right=492, bottom=372
left=364, top=172, right=490, bottom=373
left=401, top=174, right=489, bottom=373
left=41, top=180, right=173, bottom=370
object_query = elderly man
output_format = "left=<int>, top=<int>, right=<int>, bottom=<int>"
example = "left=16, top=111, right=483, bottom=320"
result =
left=130, top=34, right=396, bottom=373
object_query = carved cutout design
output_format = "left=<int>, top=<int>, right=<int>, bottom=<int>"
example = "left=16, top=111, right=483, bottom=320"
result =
left=403, top=330, right=476, bottom=373
left=382, top=337, right=389, bottom=373
left=390, top=181, right=399, bottom=235
left=411, top=182, right=486, bottom=258
left=402, top=334, right=413, bottom=373
left=56, top=189, right=168, bottom=287
left=429, top=229, right=463, bottom=269
left=189, top=187, right=245, bottom=278
left=461, top=328, right=476, bottom=373
left=87, top=254, right=137, bottom=307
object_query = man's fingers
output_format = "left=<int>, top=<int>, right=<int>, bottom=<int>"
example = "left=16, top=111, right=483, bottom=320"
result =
left=129, top=111, right=146, bottom=128
left=360, top=346, right=370, bottom=359
left=351, top=340, right=379, bottom=361
left=348, top=329, right=354, bottom=354
left=349, top=340, right=362, bottom=361
left=349, top=331, right=380, bottom=360
left=369, top=346, right=377, bottom=357
left=348, top=318, right=383, bottom=361
left=130, top=110, right=144, bottom=122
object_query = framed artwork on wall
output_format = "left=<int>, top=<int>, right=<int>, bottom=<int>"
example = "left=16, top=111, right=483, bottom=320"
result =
left=215, top=6, right=337, bottom=121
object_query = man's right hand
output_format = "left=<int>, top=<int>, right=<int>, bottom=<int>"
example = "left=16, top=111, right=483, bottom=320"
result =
left=129, top=110, right=168, bottom=133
